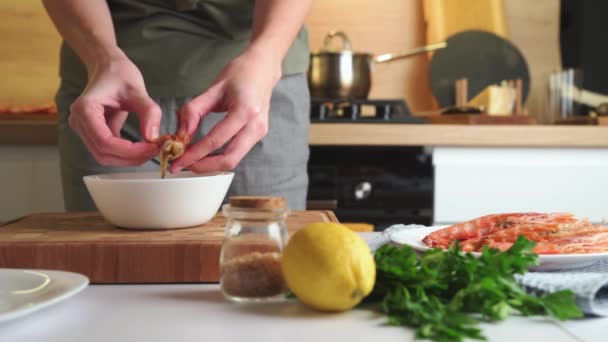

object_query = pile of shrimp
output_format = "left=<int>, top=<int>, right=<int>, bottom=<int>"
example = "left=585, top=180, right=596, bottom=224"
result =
left=422, top=213, right=608, bottom=254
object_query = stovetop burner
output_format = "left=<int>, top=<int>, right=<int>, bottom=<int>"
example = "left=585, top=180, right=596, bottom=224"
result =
left=310, top=98, right=426, bottom=123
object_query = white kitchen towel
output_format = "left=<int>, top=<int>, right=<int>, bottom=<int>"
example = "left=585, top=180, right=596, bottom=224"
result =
left=515, top=261, right=608, bottom=316
left=359, top=228, right=608, bottom=317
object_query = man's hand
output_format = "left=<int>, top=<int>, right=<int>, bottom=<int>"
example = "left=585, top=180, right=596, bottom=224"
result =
left=170, top=0, right=312, bottom=174
left=170, top=47, right=280, bottom=173
left=43, top=0, right=160, bottom=167
left=69, top=52, right=161, bottom=166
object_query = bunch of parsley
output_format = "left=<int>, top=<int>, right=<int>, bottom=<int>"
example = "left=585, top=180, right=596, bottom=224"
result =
left=364, top=236, right=582, bottom=341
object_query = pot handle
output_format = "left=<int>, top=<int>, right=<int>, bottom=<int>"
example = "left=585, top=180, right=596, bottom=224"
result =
left=321, top=30, right=352, bottom=52
left=374, top=41, right=447, bottom=63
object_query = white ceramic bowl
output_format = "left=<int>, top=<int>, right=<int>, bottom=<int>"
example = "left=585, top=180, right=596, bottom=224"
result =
left=83, top=171, right=234, bottom=229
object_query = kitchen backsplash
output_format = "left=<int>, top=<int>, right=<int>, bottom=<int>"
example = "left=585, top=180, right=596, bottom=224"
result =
left=1, top=0, right=560, bottom=121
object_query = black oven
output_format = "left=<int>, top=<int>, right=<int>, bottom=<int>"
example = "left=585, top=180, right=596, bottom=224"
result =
left=306, top=98, right=433, bottom=231
left=307, top=145, right=433, bottom=230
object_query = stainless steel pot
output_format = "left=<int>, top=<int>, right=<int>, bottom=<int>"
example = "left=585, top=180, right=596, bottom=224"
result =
left=307, top=31, right=447, bottom=99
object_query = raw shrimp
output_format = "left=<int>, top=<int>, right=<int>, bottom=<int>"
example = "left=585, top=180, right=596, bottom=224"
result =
left=541, top=223, right=608, bottom=245
left=147, top=109, right=191, bottom=179
left=459, top=224, right=559, bottom=252
left=560, top=242, right=608, bottom=254
left=422, top=213, right=576, bottom=248
left=428, top=213, right=608, bottom=254
left=491, top=240, right=608, bottom=254
left=485, top=241, right=563, bottom=254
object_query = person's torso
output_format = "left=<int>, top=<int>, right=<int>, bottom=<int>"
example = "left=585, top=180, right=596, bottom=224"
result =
left=59, top=0, right=309, bottom=97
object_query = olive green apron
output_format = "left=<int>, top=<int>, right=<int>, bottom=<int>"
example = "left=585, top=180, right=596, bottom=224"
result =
left=55, top=0, right=311, bottom=210
left=58, top=0, right=309, bottom=97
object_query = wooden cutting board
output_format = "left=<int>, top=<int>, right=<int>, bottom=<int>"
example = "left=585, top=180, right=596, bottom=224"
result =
left=0, top=211, right=338, bottom=284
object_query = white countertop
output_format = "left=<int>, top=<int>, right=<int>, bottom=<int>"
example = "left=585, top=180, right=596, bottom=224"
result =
left=0, top=284, right=605, bottom=342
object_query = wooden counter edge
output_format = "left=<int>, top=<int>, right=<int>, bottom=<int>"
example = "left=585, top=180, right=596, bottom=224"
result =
left=0, top=117, right=58, bottom=145
left=309, top=123, right=608, bottom=148
left=2, top=119, right=608, bottom=148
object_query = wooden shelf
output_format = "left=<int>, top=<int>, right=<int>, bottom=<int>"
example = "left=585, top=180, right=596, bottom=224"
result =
left=2, top=118, right=608, bottom=148
left=309, top=123, right=608, bottom=147
left=0, top=116, right=58, bottom=145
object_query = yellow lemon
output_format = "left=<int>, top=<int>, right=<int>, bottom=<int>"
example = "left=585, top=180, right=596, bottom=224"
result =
left=281, top=222, right=376, bottom=312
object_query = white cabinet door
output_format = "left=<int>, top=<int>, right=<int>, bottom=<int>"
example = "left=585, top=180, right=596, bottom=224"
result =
left=0, top=146, right=64, bottom=222
left=433, top=147, right=608, bottom=225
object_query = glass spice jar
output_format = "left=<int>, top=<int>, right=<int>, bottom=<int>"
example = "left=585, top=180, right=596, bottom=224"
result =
left=219, top=196, right=289, bottom=302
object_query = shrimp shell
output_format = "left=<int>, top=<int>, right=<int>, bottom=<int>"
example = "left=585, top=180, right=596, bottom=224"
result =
left=422, top=213, right=576, bottom=248
left=425, top=213, right=608, bottom=254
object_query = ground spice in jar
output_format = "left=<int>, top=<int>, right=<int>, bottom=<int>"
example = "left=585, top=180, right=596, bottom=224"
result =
left=219, top=196, right=290, bottom=301
left=220, top=251, right=286, bottom=298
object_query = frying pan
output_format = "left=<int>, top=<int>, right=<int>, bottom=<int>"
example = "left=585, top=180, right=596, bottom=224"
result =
left=429, top=30, right=530, bottom=107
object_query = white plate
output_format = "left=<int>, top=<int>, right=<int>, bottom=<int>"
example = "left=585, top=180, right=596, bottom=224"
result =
left=0, top=269, right=89, bottom=323
left=388, top=225, right=608, bottom=271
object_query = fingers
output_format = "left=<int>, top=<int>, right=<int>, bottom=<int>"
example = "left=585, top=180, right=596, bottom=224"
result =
left=126, top=95, right=162, bottom=141
left=169, top=106, right=253, bottom=173
left=105, top=110, right=128, bottom=137
left=69, top=98, right=158, bottom=167
left=186, top=118, right=267, bottom=173
left=178, top=83, right=224, bottom=137
left=171, top=108, right=268, bottom=174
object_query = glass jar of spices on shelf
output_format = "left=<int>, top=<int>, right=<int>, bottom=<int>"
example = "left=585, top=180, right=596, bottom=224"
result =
left=219, top=196, right=289, bottom=302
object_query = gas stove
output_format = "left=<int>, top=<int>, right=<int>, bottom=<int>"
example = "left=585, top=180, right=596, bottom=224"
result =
left=310, top=98, right=426, bottom=123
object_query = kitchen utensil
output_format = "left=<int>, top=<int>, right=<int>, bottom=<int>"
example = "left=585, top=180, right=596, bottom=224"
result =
left=0, top=211, right=338, bottom=283
left=455, top=78, right=468, bottom=107
left=550, top=80, right=608, bottom=123
left=429, top=30, right=530, bottom=107
left=466, top=82, right=518, bottom=115
left=596, top=103, right=608, bottom=116
left=308, top=30, right=447, bottom=99
left=0, top=269, right=88, bottom=323
left=441, top=77, right=484, bottom=115
left=515, top=79, right=523, bottom=115
left=83, top=171, right=233, bottom=230
left=548, top=68, right=585, bottom=123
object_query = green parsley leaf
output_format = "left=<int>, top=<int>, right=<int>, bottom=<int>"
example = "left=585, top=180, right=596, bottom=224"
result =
left=364, top=236, right=583, bottom=341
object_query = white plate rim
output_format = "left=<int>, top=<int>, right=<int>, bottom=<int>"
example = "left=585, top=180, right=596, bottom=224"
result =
left=388, top=225, right=608, bottom=265
left=0, top=269, right=89, bottom=323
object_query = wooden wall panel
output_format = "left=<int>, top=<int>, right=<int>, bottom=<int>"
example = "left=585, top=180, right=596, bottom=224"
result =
left=0, top=0, right=561, bottom=119
left=424, top=0, right=508, bottom=43
left=504, top=0, right=561, bottom=124
left=0, top=1, right=61, bottom=106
